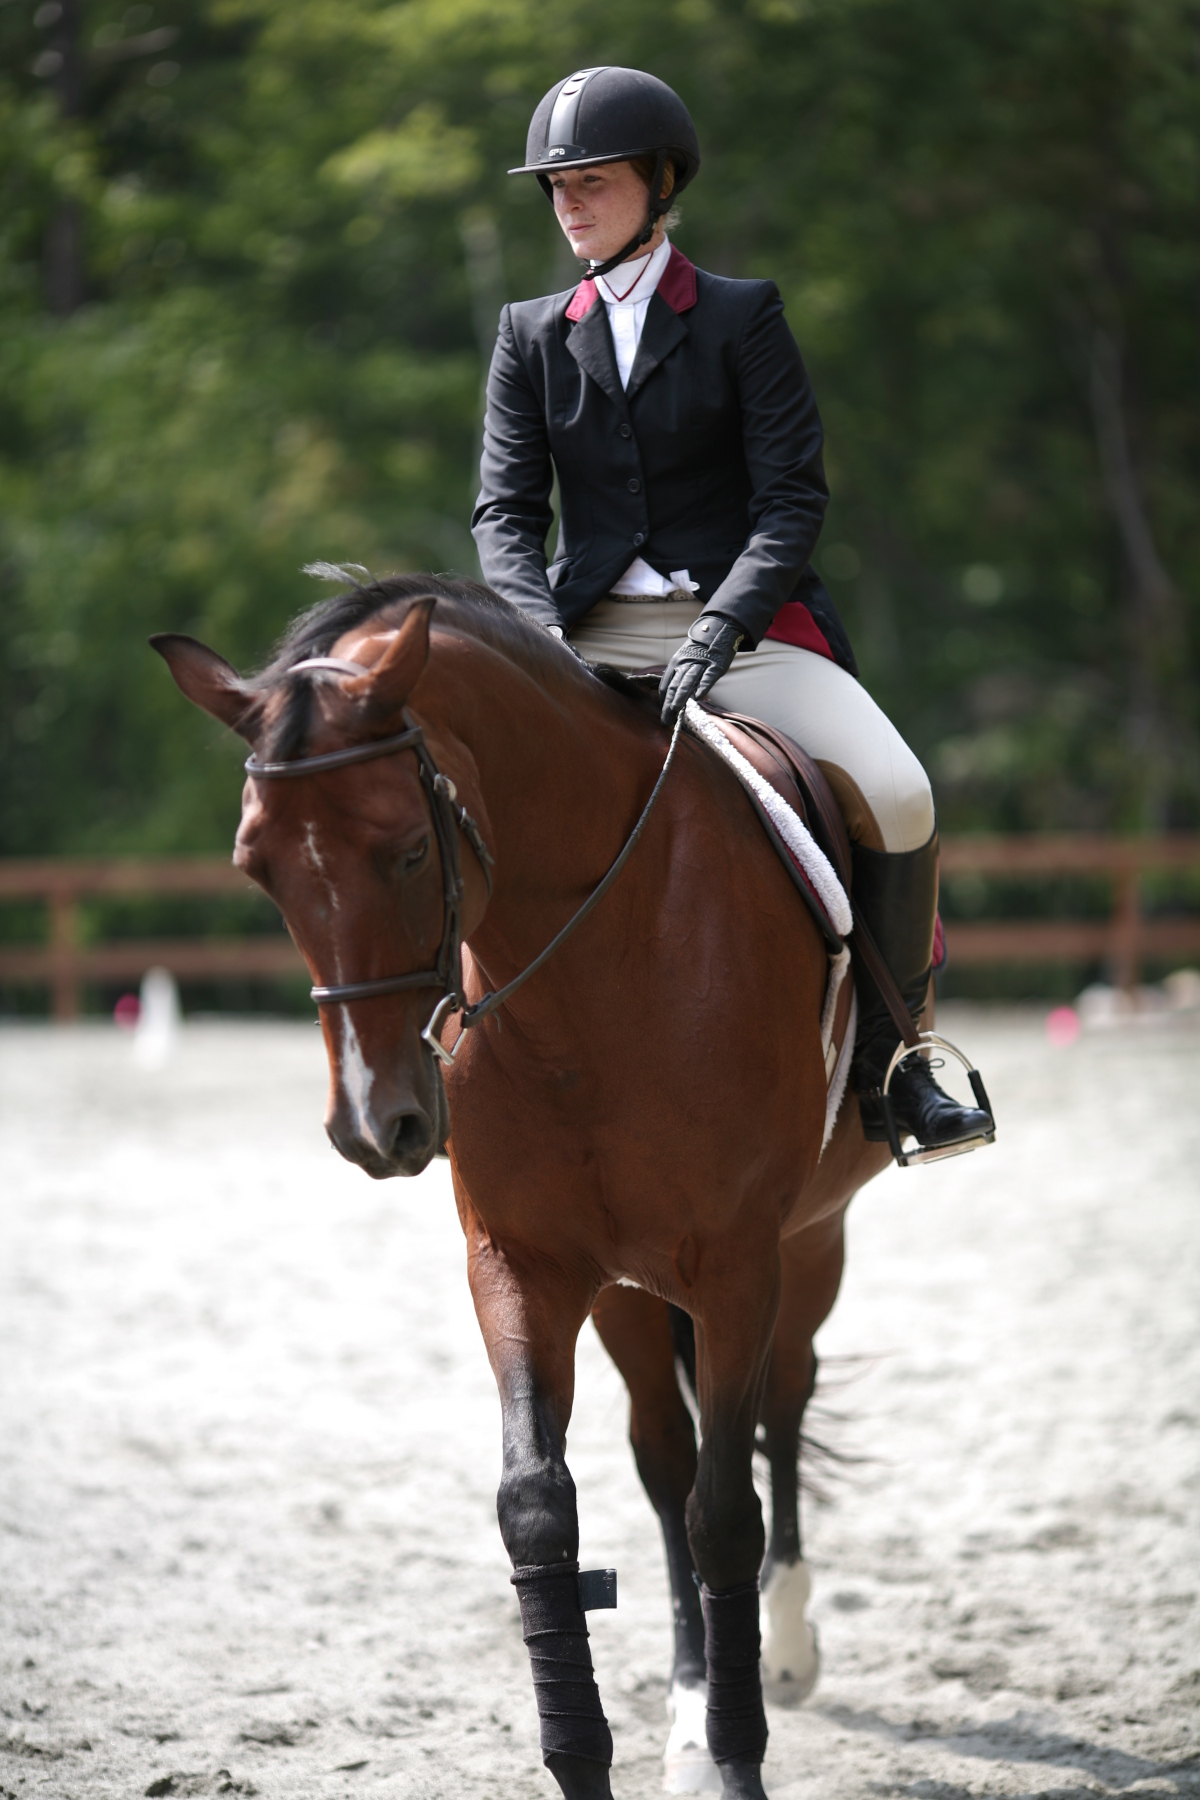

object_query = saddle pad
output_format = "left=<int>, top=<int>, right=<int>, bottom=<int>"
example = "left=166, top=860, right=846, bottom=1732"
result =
left=704, top=706, right=853, bottom=892
left=683, top=701, right=856, bottom=1152
left=684, top=702, right=852, bottom=945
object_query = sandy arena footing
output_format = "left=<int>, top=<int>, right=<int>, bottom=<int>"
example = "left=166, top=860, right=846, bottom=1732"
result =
left=1, top=1005, right=1197, bottom=1800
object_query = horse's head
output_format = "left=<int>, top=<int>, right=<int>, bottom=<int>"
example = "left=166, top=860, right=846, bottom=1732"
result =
left=152, top=596, right=488, bottom=1178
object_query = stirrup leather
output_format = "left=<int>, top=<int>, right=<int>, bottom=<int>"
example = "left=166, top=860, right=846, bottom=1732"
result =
left=876, top=1033, right=996, bottom=1168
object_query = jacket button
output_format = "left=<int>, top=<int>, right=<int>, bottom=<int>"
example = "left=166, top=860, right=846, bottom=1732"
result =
left=633, top=532, right=645, bottom=546
left=619, top=424, right=632, bottom=439
left=627, top=477, right=641, bottom=493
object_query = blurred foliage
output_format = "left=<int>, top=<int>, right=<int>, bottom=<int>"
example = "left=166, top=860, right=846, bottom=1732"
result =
left=1, top=0, right=1198, bottom=858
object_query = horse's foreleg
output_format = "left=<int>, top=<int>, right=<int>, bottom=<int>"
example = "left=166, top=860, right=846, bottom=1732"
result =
left=466, top=1229, right=613, bottom=1800
left=591, top=1287, right=705, bottom=1683
left=591, top=1287, right=720, bottom=1795
left=689, top=1245, right=782, bottom=1800
left=759, top=1214, right=846, bottom=1706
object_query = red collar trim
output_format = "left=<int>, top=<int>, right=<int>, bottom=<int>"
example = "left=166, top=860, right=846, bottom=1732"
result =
left=657, top=244, right=698, bottom=314
left=565, top=245, right=697, bottom=323
left=565, top=277, right=599, bottom=322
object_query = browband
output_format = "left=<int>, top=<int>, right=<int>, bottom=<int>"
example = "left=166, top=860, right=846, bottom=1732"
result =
left=244, top=725, right=424, bottom=779
left=287, top=655, right=370, bottom=679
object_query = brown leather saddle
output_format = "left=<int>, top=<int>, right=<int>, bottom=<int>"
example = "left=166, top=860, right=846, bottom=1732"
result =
left=698, top=703, right=933, bottom=1054
left=602, top=668, right=920, bottom=1055
left=700, top=703, right=852, bottom=943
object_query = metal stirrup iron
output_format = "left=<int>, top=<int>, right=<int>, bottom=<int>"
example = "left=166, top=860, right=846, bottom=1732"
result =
left=851, top=912, right=995, bottom=1167
left=878, top=1034, right=996, bottom=1168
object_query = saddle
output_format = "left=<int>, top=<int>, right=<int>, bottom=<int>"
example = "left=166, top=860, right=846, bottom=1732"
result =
left=700, top=705, right=852, bottom=946
left=592, top=664, right=991, bottom=1166
left=599, top=669, right=932, bottom=1084
left=695, top=702, right=948, bottom=1061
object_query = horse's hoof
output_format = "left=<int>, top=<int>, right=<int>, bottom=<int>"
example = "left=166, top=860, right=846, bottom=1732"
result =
left=760, top=1558, right=819, bottom=1704
left=663, top=1680, right=721, bottom=1794
left=717, top=1762, right=768, bottom=1799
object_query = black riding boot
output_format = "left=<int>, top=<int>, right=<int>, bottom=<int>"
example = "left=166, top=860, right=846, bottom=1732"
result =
left=851, top=830, right=992, bottom=1150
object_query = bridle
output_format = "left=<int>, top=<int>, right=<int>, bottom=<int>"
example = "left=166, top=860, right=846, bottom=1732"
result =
left=245, top=656, right=684, bottom=1066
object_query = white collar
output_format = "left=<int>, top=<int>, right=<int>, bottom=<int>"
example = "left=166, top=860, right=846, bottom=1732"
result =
left=594, top=234, right=672, bottom=307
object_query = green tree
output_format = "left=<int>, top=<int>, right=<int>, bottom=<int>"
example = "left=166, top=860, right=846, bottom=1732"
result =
left=1, top=0, right=1197, bottom=857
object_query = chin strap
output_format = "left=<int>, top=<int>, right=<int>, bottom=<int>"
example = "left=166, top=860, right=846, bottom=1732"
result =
left=588, top=149, right=670, bottom=281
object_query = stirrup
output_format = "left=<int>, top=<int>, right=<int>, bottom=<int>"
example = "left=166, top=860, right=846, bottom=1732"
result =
left=879, top=1033, right=996, bottom=1168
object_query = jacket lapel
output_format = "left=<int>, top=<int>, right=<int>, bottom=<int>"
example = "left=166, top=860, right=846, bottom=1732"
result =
left=566, top=299, right=628, bottom=414
left=624, top=291, right=687, bottom=399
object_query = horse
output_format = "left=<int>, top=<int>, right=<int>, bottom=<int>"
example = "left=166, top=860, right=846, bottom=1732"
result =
left=152, top=573, right=895, bottom=1800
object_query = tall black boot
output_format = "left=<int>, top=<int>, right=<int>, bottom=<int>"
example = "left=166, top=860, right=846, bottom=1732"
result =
left=851, top=829, right=992, bottom=1150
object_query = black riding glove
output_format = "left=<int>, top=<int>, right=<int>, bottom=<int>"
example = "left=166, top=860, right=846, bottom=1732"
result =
left=658, top=614, right=745, bottom=724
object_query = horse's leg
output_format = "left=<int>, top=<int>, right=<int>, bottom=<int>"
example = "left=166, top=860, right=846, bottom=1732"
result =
left=688, top=1244, right=782, bottom=1800
left=591, top=1288, right=720, bottom=1795
left=465, top=1221, right=613, bottom=1800
left=758, top=1212, right=846, bottom=1706
left=591, top=1288, right=705, bottom=1684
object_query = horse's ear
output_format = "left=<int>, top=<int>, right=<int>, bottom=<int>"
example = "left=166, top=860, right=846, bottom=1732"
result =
left=150, top=633, right=261, bottom=741
left=337, top=597, right=434, bottom=720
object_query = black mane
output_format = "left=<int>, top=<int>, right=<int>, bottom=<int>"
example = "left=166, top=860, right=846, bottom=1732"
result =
left=250, top=572, right=580, bottom=761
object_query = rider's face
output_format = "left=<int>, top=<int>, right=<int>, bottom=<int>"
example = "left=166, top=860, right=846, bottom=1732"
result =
left=550, top=162, right=662, bottom=266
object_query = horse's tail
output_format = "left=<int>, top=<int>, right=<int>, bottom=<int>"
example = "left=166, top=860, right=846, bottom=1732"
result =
left=669, top=1304, right=872, bottom=1501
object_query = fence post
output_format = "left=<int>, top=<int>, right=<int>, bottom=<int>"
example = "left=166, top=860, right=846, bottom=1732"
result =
left=1111, top=863, right=1142, bottom=994
left=48, top=885, right=80, bottom=1021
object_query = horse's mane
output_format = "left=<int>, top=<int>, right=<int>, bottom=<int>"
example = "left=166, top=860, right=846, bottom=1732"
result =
left=249, top=571, right=597, bottom=761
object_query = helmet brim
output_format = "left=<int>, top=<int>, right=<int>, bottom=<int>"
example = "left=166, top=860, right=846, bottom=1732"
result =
left=508, top=147, right=697, bottom=187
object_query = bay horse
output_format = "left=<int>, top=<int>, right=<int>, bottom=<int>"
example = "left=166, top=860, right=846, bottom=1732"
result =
left=152, top=574, right=894, bottom=1800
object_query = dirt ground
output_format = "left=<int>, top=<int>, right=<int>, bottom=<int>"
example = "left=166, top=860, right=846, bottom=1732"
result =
left=1, top=1005, right=1197, bottom=1800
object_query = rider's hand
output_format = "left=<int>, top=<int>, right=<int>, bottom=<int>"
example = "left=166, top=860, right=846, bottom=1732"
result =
left=658, top=614, right=744, bottom=724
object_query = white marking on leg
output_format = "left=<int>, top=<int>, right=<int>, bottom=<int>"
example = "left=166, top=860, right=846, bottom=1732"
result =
left=760, top=1559, right=820, bottom=1706
left=663, top=1681, right=720, bottom=1794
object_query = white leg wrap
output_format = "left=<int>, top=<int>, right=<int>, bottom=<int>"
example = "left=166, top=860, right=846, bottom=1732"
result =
left=663, top=1680, right=722, bottom=1794
left=759, top=1559, right=820, bottom=1706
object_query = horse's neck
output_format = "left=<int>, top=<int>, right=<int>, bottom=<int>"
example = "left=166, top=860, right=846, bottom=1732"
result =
left=422, top=634, right=659, bottom=985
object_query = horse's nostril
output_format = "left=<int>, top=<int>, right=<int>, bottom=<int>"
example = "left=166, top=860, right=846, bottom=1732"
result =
left=390, top=1110, right=430, bottom=1162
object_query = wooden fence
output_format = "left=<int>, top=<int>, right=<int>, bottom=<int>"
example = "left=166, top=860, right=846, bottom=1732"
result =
left=0, top=858, right=300, bottom=1021
left=2, top=837, right=1199, bottom=1020
left=938, top=834, right=1200, bottom=991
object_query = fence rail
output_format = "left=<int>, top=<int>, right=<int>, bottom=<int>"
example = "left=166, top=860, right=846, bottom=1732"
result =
left=2, top=837, right=1199, bottom=1019
left=0, top=858, right=302, bottom=1020
left=937, top=833, right=1200, bottom=990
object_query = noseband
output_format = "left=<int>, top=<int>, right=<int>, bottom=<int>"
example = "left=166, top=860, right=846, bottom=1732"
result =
left=245, top=659, right=683, bottom=1065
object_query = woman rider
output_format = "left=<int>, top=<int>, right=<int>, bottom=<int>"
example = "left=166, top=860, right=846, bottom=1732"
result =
left=472, top=65, right=991, bottom=1154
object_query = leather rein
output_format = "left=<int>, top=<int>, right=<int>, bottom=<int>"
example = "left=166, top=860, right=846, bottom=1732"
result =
left=244, top=657, right=684, bottom=1066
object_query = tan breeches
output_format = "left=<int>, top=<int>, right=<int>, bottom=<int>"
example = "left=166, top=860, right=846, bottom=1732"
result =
left=568, top=598, right=935, bottom=854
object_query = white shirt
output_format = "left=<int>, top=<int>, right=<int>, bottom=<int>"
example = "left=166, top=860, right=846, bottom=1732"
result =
left=595, top=232, right=673, bottom=388
left=594, top=236, right=699, bottom=601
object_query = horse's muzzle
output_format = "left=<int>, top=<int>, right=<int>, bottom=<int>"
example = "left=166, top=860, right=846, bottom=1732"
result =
left=326, top=1052, right=449, bottom=1179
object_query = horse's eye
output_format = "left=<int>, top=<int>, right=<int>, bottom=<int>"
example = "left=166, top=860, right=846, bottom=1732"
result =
left=402, top=836, right=430, bottom=874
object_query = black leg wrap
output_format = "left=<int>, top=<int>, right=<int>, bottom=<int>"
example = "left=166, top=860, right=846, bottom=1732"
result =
left=701, top=1581, right=767, bottom=1766
left=512, top=1563, right=613, bottom=1767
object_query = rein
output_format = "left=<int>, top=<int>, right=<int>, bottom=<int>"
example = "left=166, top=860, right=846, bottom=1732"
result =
left=245, top=669, right=683, bottom=1065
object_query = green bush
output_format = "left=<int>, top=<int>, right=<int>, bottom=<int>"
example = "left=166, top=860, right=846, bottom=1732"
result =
left=2, top=0, right=1197, bottom=855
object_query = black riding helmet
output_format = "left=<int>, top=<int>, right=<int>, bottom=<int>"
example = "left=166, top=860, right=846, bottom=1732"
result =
left=509, top=67, right=700, bottom=279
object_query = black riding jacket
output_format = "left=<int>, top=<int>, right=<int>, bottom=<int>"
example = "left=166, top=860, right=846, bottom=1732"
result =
left=471, top=246, right=855, bottom=671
